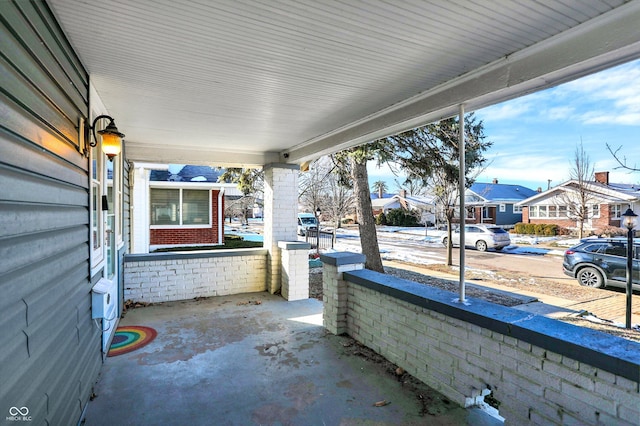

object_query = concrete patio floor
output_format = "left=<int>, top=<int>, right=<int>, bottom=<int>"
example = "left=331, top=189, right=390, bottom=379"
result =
left=83, top=292, right=502, bottom=425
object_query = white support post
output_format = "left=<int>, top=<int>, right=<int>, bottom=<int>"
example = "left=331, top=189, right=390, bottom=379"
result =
left=458, top=104, right=466, bottom=304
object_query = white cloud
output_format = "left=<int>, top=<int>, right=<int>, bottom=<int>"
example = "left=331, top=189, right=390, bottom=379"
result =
left=545, top=106, right=575, bottom=121
left=556, top=60, right=640, bottom=125
left=477, top=98, right=534, bottom=121
left=580, top=111, right=640, bottom=125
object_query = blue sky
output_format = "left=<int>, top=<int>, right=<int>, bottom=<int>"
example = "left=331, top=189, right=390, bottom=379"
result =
left=369, top=59, right=640, bottom=192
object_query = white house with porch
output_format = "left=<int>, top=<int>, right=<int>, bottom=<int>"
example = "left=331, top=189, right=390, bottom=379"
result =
left=2, top=1, right=640, bottom=425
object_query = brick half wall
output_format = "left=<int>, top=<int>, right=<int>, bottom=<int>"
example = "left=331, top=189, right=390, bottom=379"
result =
left=321, top=253, right=640, bottom=426
left=124, top=249, right=267, bottom=303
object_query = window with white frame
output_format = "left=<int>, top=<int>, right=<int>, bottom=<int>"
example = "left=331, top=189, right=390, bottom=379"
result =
left=611, top=204, right=629, bottom=219
left=529, top=204, right=571, bottom=218
left=558, top=205, right=567, bottom=218
left=466, top=206, right=475, bottom=219
left=513, top=205, right=522, bottom=213
left=106, top=156, right=124, bottom=245
left=592, top=204, right=600, bottom=218
left=150, top=188, right=211, bottom=227
left=90, top=116, right=104, bottom=266
left=539, top=205, right=548, bottom=218
left=499, top=204, right=506, bottom=213
left=115, top=155, right=123, bottom=243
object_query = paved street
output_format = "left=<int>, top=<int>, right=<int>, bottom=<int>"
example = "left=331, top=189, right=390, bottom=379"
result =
left=335, top=229, right=640, bottom=327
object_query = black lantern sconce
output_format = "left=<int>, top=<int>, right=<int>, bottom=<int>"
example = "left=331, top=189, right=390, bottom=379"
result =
left=87, top=115, right=125, bottom=161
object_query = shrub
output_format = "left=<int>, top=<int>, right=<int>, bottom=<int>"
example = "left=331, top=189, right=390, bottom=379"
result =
left=514, top=223, right=527, bottom=234
left=376, top=212, right=388, bottom=225
left=513, top=222, right=560, bottom=236
left=596, top=225, right=627, bottom=237
left=543, top=224, right=558, bottom=236
left=385, top=208, right=420, bottom=227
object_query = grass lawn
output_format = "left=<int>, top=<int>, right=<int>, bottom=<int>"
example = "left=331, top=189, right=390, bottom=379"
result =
left=153, top=235, right=263, bottom=252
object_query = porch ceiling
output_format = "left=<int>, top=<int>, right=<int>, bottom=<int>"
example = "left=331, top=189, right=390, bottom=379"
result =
left=48, top=0, right=640, bottom=167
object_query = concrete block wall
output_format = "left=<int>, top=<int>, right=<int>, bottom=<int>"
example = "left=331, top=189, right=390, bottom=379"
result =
left=321, top=252, right=640, bottom=426
left=123, top=249, right=267, bottom=303
left=278, top=241, right=311, bottom=301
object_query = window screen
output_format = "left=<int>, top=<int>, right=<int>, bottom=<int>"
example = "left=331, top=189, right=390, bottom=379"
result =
left=183, top=190, right=210, bottom=225
left=151, top=189, right=179, bottom=225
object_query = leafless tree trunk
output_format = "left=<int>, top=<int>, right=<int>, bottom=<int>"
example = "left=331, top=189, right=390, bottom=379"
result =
left=560, top=143, right=597, bottom=238
left=299, top=157, right=354, bottom=231
left=351, top=157, right=384, bottom=272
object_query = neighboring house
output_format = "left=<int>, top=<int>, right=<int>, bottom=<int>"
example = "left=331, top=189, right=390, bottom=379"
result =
left=465, top=180, right=538, bottom=226
left=395, top=190, right=437, bottom=225
left=517, top=172, right=640, bottom=233
left=131, top=165, right=236, bottom=253
left=371, top=192, right=401, bottom=216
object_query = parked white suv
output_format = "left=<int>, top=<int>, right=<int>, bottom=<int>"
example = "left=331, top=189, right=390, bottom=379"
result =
left=441, top=225, right=511, bottom=252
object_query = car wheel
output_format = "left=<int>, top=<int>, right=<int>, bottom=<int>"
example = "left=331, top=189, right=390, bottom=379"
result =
left=475, top=240, right=487, bottom=252
left=577, top=267, right=604, bottom=288
left=442, top=237, right=449, bottom=247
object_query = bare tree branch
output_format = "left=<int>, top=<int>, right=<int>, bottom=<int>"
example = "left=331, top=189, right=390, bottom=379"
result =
left=606, top=143, right=639, bottom=172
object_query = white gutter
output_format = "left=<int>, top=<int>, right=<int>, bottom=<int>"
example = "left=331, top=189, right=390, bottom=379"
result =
left=458, top=103, right=466, bottom=305
left=131, top=162, right=170, bottom=170
left=218, top=187, right=225, bottom=244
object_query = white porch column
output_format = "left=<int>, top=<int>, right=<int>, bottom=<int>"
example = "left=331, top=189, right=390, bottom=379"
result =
left=130, top=167, right=151, bottom=254
left=263, top=163, right=299, bottom=294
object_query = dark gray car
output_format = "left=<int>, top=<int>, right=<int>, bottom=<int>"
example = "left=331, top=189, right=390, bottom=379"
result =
left=563, top=238, right=640, bottom=290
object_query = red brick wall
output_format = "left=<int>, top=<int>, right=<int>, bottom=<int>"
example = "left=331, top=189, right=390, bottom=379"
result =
left=150, top=190, right=222, bottom=245
left=527, top=218, right=575, bottom=227
left=522, top=204, right=617, bottom=229
left=593, top=204, right=617, bottom=228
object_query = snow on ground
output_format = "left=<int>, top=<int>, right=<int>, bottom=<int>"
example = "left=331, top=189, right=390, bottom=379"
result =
left=224, top=222, right=572, bottom=261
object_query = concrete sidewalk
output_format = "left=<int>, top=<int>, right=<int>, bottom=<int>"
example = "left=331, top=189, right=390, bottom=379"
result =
left=84, top=292, right=501, bottom=425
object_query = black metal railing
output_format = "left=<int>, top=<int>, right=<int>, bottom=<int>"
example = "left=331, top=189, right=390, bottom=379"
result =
left=305, top=229, right=334, bottom=250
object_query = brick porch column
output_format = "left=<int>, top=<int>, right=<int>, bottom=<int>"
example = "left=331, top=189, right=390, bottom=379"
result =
left=278, top=241, right=311, bottom=300
left=320, top=252, right=365, bottom=335
left=263, top=163, right=299, bottom=294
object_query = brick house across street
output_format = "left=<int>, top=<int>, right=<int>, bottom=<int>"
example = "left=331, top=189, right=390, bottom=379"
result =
left=518, top=172, right=640, bottom=233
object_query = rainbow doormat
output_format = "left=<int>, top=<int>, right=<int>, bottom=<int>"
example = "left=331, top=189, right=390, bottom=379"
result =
left=108, top=326, right=157, bottom=357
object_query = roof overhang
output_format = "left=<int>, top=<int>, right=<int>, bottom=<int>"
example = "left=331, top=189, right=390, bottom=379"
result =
left=517, top=181, right=640, bottom=205
left=48, top=0, right=640, bottom=167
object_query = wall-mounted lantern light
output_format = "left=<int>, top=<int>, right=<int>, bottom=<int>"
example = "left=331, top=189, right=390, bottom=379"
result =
left=89, top=115, right=125, bottom=161
left=621, top=207, right=637, bottom=329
